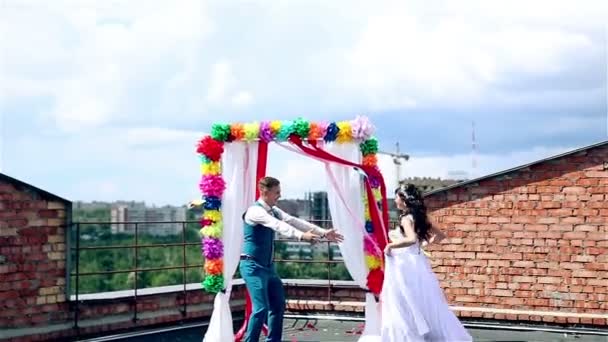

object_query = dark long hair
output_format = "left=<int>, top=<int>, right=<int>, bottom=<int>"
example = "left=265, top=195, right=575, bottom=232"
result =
left=394, top=183, right=432, bottom=242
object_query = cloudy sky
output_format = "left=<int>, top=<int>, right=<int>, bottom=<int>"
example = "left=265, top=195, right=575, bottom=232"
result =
left=1, top=0, right=606, bottom=205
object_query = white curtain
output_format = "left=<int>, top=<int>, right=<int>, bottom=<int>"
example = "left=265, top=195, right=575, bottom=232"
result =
left=276, top=142, right=381, bottom=340
left=323, top=142, right=381, bottom=340
left=203, top=142, right=259, bottom=342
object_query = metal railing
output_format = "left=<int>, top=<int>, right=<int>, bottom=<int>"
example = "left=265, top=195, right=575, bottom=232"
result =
left=68, top=219, right=351, bottom=329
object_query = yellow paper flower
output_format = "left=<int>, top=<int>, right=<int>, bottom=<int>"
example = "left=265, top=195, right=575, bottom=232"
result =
left=336, top=121, right=353, bottom=143
left=243, top=122, right=260, bottom=141
left=364, top=207, right=371, bottom=221
left=270, top=121, right=282, bottom=134
left=201, top=161, right=221, bottom=175
left=200, top=223, right=223, bottom=238
left=365, top=255, right=382, bottom=270
left=373, top=188, right=382, bottom=202
left=203, top=210, right=222, bottom=222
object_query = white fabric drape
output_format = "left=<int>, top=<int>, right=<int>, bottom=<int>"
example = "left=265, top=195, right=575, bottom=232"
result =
left=203, top=142, right=259, bottom=342
left=323, top=142, right=381, bottom=340
left=276, top=142, right=381, bottom=340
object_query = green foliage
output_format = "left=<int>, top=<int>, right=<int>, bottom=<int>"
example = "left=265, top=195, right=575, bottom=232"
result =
left=71, top=209, right=352, bottom=295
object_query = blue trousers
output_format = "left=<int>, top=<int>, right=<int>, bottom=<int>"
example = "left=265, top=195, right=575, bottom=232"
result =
left=239, top=259, right=285, bottom=342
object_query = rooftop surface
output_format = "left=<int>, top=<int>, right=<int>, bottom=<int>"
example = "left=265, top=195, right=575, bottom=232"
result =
left=85, top=318, right=607, bottom=342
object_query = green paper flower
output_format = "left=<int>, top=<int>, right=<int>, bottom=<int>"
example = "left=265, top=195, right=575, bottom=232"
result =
left=210, top=123, right=231, bottom=141
left=202, top=274, right=224, bottom=293
left=276, top=120, right=294, bottom=141
left=293, top=118, right=310, bottom=138
left=360, top=138, right=378, bottom=155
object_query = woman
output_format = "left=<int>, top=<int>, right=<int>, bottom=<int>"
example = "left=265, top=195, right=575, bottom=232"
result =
left=380, top=184, right=471, bottom=342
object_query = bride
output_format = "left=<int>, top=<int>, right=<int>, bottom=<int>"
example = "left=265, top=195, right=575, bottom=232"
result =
left=380, top=184, right=472, bottom=342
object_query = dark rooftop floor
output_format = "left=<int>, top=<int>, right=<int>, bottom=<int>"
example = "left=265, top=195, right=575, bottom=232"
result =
left=85, top=318, right=608, bottom=342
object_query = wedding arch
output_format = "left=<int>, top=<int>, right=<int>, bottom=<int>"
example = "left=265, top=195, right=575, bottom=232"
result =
left=196, top=116, right=390, bottom=341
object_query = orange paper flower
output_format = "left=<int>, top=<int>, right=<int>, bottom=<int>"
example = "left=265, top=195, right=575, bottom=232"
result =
left=308, top=122, right=323, bottom=141
left=204, top=259, right=223, bottom=275
left=230, top=123, right=245, bottom=140
left=363, top=154, right=377, bottom=166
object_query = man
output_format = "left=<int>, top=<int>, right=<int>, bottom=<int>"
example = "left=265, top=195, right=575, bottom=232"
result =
left=240, top=176, right=344, bottom=342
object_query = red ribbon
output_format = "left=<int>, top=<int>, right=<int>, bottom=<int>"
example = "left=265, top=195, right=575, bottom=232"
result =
left=288, top=136, right=389, bottom=294
left=235, top=141, right=270, bottom=341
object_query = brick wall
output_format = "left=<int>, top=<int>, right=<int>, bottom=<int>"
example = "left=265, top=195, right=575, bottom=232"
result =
left=0, top=180, right=70, bottom=330
left=424, top=145, right=607, bottom=325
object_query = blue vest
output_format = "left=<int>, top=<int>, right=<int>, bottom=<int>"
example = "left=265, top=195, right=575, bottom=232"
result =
left=242, top=202, right=279, bottom=266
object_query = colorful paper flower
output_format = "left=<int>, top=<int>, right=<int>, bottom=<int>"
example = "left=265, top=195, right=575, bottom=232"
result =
left=197, top=136, right=224, bottom=161
left=365, top=255, right=382, bottom=270
left=293, top=118, right=310, bottom=138
left=204, top=259, right=224, bottom=275
left=367, top=269, right=384, bottom=295
left=202, top=237, right=224, bottom=259
left=202, top=274, right=224, bottom=293
left=259, top=121, right=274, bottom=142
left=200, top=218, right=214, bottom=228
left=350, top=115, right=375, bottom=141
left=203, top=210, right=222, bottom=222
left=270, top=121, right=282, bottom=135
left=276, top=120, right=294, bottom=141
left=230, top=123, right=245, bottom=141
left=201, top=161, right=221, bottom=175
left=210, top=123, right=231, bottom=141
left=362, top=154, right=377, bottom=167
left=203, top=196, right=221, bottom=210
left=359, top=137, right=378, bottom=156
left=200, top=223, right=223, bottom=239
left=364, top=235, right=382, bottom=257
left=308, top=122, right=326, bottom=141
left=336, top=121, right=353, bottom=143
left=243, top=122, right=260, bottom=141
left=199, top=175, right=226, bottom=197
left=324, top=122, right=339, bottom=142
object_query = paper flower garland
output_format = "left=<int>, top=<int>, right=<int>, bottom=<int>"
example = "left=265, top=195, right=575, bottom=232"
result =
left=204, top=117, right=375, bottom=144
left=198, top=136, right=227, bottom=294
left=358, top=133, right=384, bottom=292
left=196, top=116, right=383, bottom=295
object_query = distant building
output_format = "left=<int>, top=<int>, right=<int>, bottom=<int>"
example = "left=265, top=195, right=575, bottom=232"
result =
left=110, top=203, right=186, bottom=235
left=307, top=191, right=330, bottom=224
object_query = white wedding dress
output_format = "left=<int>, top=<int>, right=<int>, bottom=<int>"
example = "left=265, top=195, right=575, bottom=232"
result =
left=379, top=217, right=472, bottom=342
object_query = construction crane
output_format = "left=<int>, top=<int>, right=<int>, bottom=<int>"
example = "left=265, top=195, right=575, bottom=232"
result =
left=378, top=142, right=410, bottom=188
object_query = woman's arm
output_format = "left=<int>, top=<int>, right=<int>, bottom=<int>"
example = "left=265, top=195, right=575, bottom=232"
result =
left=427, top=226, right=446, bottom=244
left=387, top=216, right=417, bottom=249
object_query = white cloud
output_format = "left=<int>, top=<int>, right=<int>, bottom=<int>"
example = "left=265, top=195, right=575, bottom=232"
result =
left=339, top=2, right=605, bottom=108
left=205, top=61, right=254, bottom=109
left=1, top=0, right=213, bottom=130
left=125, top=127, right=202, bottom=148
left=3, top=0, right=604, bottom=127
left=1, top=0, right=605, bottom=206
left=232, top=91, right=254, bottom=107
left=206, top=62, right=234, bottom=104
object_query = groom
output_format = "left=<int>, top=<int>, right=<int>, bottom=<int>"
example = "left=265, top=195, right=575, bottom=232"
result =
left=240, top=176, right=344, bottom=342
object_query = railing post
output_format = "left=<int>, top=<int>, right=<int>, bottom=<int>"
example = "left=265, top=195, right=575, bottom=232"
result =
left=133, top=222, right=138, bottom=323
left=326, top=239, right=332, bottom=304
left=182, top=221, right=187, bottom=317
left=74, top=223, right=80, bottom=330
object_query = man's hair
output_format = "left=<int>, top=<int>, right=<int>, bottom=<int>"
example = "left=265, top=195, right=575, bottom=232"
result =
left=259, top=176, right=280, bottom=191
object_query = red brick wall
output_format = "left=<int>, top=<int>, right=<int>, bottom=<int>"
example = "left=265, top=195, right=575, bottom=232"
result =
left=0, top=181, right=70, bottom=330
left=424, top=145, right=607, bottom=325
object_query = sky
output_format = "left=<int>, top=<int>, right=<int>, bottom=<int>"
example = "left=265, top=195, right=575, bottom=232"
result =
left=0, top=0, right=607, bottom=205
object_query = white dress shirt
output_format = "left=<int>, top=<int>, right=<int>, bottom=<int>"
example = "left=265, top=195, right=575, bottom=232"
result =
left=244, top=199, right=328, bottom=240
